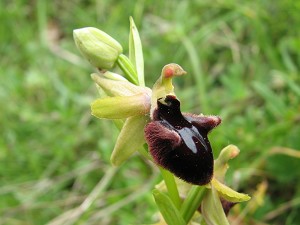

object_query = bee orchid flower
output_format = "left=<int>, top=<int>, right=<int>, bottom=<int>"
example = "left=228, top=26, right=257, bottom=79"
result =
left=145, top=64, right=221, bottom=185
left=73, top=22, right=251, bottom=224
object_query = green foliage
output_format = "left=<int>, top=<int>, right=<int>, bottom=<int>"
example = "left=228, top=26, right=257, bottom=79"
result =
left=1, top=0, right=300, bottom=224
left=153, top=189, right=186, bottom=225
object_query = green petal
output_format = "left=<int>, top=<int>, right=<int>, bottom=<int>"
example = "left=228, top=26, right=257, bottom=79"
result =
left=91, top=94, right=150, bottom=119
left=152, top=189, right=186, bottom=225
left=214, top=145, right=240, bottom=182
left=91, top=73, right=151, bottom=97
left=201, top=185, right=230, bottom=225
left=111, top=115, right=148, bottom=166
left=129, top=17, right=145, bottom=87
left=211, top=178, right=251, bottom=203
left=150, top=64, right=186, bottom=118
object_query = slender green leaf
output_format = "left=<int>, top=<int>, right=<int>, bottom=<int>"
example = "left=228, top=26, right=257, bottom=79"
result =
left=152, top=189, right=186, bottom=225
left=180, top=185, right=206, bottom=223
left=159, top=168, right=181, bottom=209
left=252, top=82, right=286, bottom=117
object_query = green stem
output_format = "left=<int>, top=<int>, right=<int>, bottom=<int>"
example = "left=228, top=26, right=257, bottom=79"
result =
left=160, top=168, right=181, bottom=209
left=180, top=185, right=206, bottom=223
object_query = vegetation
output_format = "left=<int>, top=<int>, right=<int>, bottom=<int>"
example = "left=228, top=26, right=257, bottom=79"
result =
left=1, top=0, right=300, bottom=224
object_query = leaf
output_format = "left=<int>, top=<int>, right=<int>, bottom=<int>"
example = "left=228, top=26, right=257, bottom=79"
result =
left=152, top=189, right=186, bottom=225
left=111, top=115, right=149, bottom=166
left=252, top=81, right=286, bottom=117
left=180, top=185, right=206, bottom=223
left=211, top=178, right=251, bottom=203
left=129, top=17, right=145, bottom=87
left=201, top=186, right=230, bottom=225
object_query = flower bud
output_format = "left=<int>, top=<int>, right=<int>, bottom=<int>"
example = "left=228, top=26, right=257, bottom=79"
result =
left=73, top=27, right=123, bottom=70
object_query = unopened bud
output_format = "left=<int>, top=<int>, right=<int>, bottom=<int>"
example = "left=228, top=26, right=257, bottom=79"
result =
left=73, top=27, right=123, bottom=69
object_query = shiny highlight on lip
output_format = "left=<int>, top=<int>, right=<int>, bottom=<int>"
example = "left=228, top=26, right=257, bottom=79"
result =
left=145, top=95, right=221, bottom=185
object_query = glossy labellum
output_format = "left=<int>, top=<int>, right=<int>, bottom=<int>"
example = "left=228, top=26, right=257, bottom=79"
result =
left=145, top=95, right=221, bottom=185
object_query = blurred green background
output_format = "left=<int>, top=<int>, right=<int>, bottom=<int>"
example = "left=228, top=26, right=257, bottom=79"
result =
left=1, top=0, right=300, bottom=224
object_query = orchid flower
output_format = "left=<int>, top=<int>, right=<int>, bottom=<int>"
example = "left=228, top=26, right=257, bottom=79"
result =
left=73, top=17, right=251, bottom=225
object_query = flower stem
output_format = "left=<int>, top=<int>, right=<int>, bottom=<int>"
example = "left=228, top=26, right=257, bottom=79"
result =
left=180, top=185, right=206, bottom=223
left=160, top=168, right=181, bottom=209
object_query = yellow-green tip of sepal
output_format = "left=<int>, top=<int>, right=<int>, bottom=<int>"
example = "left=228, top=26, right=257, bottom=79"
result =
left=73, top=27, right=123, bottom=70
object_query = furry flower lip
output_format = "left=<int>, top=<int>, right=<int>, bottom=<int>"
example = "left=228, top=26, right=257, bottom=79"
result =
left=145, top=95, right=221, bottom=185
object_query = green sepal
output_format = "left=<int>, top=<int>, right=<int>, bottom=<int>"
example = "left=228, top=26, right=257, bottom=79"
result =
left=201, top=185, right=230, bottom=225
left=129, top=17, right=145, bottom=87
left=91, top=94, right=150, bottom=119
left=111, top=115, right=149, bottom=166
left=101, top=71, right=128, bottom=82
left=91, top=73, right=151, bottom=97
left=152, top=189, right=186, bottom=225
left=211, top=178, right=251, bottom=203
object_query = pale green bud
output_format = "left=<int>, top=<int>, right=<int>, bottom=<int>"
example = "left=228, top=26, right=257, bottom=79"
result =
left=73, top=27, right=123, bottom=69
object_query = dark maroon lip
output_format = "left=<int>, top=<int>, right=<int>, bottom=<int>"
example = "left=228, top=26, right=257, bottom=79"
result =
left=145, top=95, right=221, bottom=185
